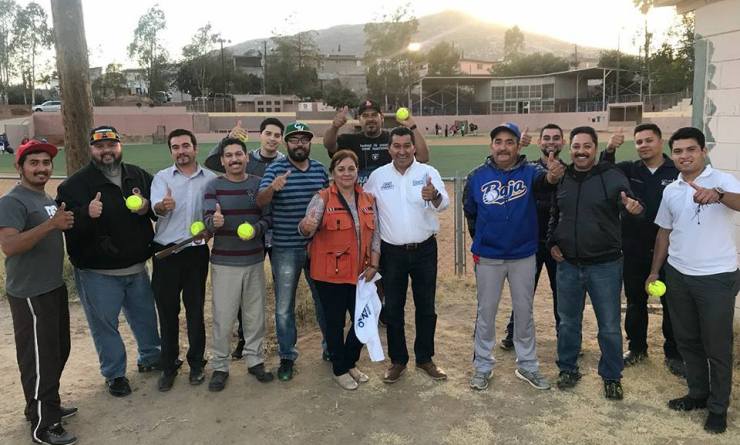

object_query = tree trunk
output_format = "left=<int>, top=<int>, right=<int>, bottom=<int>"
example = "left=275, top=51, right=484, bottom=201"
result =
left=50, top=0, right=93, bottom=175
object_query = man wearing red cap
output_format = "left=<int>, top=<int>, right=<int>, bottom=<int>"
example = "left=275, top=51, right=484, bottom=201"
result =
left=0, top=140, right=78, bottom=444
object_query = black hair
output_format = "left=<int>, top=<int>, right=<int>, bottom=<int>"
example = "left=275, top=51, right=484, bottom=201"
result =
left=390, top=126, right=415, bottom=145
left=260, top=118, right=285, bottom=134
left=167, top=128, right=197, bottom=149
left=569, top=126, right=598, bottom=145
left=219, top=137, right=247, bottom=155
left=540, top=123, right=563, bottom=138
left=669, top=127, right=705, bottom=149
left=634, top=123, right=662, bottom=139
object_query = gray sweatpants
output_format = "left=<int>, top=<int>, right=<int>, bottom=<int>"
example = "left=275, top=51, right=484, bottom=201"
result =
left=473, top=255, right=539, bottom=374
left=210, top=263, right=266, bottom=371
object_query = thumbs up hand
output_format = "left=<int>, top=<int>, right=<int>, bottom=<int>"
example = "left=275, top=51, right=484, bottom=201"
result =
left=158, top=186, right=176, bottom=214
left=545, top=151, right=565, bottom=183
left=519, top=127, right=532, bottom=148
left=213, top=202, right=225, bottom=229
left=229, top=120, right=248, bottom=142
left=89, top=192, right=103, bottom=219
left=421, top=175, right=438, bottom=201
left=621, top=191, right=643, bottom=215
left=299, top=207, right=322, bottom=235
left=270, top=170, right=291, bottom=192
left=607, top=127, right=625, bottom=152
left=332, top=106, right=349, bottom=129
left=51, top=202, right=75, bottom=230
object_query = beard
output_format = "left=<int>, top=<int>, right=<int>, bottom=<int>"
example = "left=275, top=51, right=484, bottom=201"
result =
left=288, top=146, right=309, bottom=162
left=93, top=153, right=122, bottom=175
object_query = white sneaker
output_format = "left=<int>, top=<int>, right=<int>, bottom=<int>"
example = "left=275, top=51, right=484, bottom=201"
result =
left=333, top=373, right=359, bottom=390
left=348, top=367, right=369, bottom=383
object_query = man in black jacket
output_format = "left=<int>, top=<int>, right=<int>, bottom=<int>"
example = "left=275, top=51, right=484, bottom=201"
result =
left=548, top=126, right=643, bottom=400
left=56, top=126, right=161, bottom=398
left=600, top=123, right=684, bottom=376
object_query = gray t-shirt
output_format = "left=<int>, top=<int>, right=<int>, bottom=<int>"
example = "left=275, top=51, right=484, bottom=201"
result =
left=0, top=184, right=65, bottom=297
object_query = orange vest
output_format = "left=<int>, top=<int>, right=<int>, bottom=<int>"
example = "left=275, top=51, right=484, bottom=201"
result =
left=309, top=184, right=376, bottom=285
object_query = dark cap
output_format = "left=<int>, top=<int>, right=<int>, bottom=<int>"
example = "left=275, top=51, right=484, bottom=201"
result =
left=15, top=139, right=58, bottom=163
left=89, top=126, right=121, bottom=144
left=357, top=99, right=382, bottom=115
left=490, top=122, right=521, bottom=141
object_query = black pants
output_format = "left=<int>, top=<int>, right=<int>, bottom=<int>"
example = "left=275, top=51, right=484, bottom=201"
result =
left=8, top=286, right=70, bottom=435
left=665, top=264, right=738, bottom=414
left=314, top=281, right=363, bottom=376
left=152, top=244, right=209, bottom=374
left=505, top=243, right=559, bottom=339
left=623, top=255, right=680, bottom=359
left=381, top=237, right=438, bottom=365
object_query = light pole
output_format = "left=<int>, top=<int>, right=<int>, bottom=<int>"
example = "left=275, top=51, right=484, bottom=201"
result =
left=406, top=42, right=421, bottom=111
left=215, top=37, right=231, bottom=94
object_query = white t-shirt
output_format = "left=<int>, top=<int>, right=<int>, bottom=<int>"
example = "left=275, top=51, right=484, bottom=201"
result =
left=364, top=160, right=449, bottom=245
left=654, top=165, right=740, bottom=276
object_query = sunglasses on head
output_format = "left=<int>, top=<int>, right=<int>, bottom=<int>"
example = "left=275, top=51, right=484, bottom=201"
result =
left=91, top=131, right=119, bottom=141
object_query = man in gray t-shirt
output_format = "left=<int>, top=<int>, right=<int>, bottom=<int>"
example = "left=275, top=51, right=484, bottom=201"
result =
left=0, top=140, right=77, bottom=444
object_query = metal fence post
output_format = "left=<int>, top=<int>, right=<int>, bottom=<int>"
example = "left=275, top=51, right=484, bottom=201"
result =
left=453, top=174, right=466, bottom=276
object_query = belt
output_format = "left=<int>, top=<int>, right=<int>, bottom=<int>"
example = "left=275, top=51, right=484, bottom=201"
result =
left=385, top=235, right=435, bottom=250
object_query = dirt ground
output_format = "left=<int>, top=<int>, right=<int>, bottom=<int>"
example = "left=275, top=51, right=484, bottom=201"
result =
left=1, top=178, right=739, bottom=444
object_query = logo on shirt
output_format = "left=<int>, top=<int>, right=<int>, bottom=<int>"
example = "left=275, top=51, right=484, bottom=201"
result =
left=381, top=181, right=394, bottom=191
left=371, top=153, right=380, bottom=161
left=412, top=179, right=425, bottom=186
left=481, top=180, right=528, bottom=205
left=661, top=179, right=674, bottom=187
left=44, top=205, right=57, bottom=218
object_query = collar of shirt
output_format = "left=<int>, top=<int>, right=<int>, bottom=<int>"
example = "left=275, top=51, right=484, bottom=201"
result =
left=677, top=165, right=712, bottom=184
left=169, top=163, right=206, bottom=178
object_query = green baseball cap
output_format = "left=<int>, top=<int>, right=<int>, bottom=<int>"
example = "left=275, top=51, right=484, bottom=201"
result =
left=284, top=121, right=313, bottom=141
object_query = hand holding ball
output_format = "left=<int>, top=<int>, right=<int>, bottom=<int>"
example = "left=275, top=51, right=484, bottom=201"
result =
left=647, top=280, right=666, bottom=297
left=126, top=195, right=143, bottom=212
left=395, top=107, right=410, bottom=121
left=190, top=221, right=206, bottom=236
left=237, top=222, right=255, bottom=240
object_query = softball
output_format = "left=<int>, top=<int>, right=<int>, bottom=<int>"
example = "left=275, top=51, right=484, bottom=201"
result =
left=190, top=221, right=206, bottom=236
left=237, top=222, right=255, bottom=240
left=647, top=280, right=666, bottom=297
left=125, top=195, right=143, bottom=211
left=395, top=107, right=410, bottom=121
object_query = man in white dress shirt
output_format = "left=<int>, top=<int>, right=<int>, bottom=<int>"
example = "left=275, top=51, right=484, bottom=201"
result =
left=364, top=126, right=449, bottom=384
left=150, top=129, right=216, bottom=391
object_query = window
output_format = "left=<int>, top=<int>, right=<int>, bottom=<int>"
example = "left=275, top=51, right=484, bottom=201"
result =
left=477, top=63, right=483, bottom=70
left=257, top=107, right=264, bottom=112
left=530, top=85, right=542, bottom=98
left=505, top=86, right=516, bottom=99
left=257, top=100, right=263, bottom=105
left=505, top=101, right=517, bottom=113
left=274, top=108, right=281, bottom=112
left=492, top=86, right=504, bottom=101
left=517, top=85, right=528, bottom=99
left=543, top=84, right=554, bottom=99
left=491, top=102, right=505, bottom=113
left=530, top=100, right=542, bottom=112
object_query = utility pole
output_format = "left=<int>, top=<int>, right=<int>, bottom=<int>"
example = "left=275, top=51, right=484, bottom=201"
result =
left=262, top=40, right=267, bottom=94
left=50, top=0, right=93, bottom=175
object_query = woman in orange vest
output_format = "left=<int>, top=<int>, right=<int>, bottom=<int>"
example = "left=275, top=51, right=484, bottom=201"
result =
left=299, top=150, right=380, bottom=390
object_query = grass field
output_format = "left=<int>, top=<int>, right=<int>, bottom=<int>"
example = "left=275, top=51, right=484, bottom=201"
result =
left=0, top=140, right=646, bottom=177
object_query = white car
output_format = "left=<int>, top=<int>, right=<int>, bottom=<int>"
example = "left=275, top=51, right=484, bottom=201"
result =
left=34, top=100, right=62, bottom=112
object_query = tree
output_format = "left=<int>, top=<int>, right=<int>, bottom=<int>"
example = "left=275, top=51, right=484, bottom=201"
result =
left=322, top=80, right=359, bottom=109
left=491, top=52, right=569, bottom=76
left=128, top=5, right=169, bottom=98
left=265, top=31, right=322, bottom=99
left=634, top=1, right=654, bottom=94
left=425, top=41, right=460, bottom=76
left=92, top=63, right=128, bottom=103
left=180, top=23, right=219, bottom=97
left=504, top=25, right=525, bottom=62
left=0, top=0, right=19, bottom=104
left=11, top=2, right=53, bottom=105
left=599, top=50, right=642, bottom=99
left=648, top=13, right=694, bottom=94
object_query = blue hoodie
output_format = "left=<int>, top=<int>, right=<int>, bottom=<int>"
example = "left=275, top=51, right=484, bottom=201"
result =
left=463, top=155, right=552, bottom=260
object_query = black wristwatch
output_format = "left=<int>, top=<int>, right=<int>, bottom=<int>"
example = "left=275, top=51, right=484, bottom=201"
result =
left=714, top=187, right=725, bottom=201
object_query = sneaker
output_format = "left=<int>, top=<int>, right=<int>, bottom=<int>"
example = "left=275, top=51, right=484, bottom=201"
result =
left=469, top=370, right=492, bottom=391
left=231, top=340, right=246, bottom=360
left=515, top=368, right=551, bottom=390
left=416, top=361, right=447, bottom=380
left=556, top=371, right=582, bottom=390
left=208, top=371, right=229, bottom=392
left=665, top=357, right=686, bottom=378
left=499, top=338, right=514, bottom=351
left=704, top=412, right=727, bottom=434
left=383, top=363, right=407, bottom=384
left=26, top=406, right=78, bottom=423
left=348, top=367, right=369, bottom=384
left=322, top=350, right=332, bottom=362
left=32, top=422, right=77, bottom=445
left=604, top=379, right=624, bottom=400
left=106, top=377, right=132, bottom=397
left=158, top=371, right=176, bottom=392
left=189, top=368, right=205, bottom=386
left=333, top=373, right=359, bottom=390
left=668, top=395, right=707, bottom=411
left=248, top=363, right=274, bottom=383
left=277, top=359, right=294, bottom=382
left=138, top=358, right=183, bottom=373
left=623, top=350, right=648, bottom=367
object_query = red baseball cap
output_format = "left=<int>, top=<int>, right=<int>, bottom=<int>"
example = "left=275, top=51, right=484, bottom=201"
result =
left=15, top=139, right=59, bottom=163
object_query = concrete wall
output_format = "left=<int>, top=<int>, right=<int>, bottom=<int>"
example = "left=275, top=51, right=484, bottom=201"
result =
left=413, top=111, right=609, bottom=134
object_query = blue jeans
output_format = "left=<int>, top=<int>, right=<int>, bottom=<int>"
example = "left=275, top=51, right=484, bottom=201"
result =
left=270, top=247, right=327, bottom=361
left=74, top=268, right=161, bottom=380
left=556, top=259, right=624, bottom=381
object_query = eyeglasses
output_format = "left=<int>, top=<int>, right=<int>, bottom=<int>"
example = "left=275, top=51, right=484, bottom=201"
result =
left=287, top=136, right=311, bottom=144
left=91, top=131, right=119, bottom=141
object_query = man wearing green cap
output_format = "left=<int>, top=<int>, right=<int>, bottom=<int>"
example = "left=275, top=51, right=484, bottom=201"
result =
left=257, top=122, right=330, bottom=381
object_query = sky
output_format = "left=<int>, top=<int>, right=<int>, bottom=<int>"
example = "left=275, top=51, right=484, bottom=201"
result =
left=25, top=0, right=681, bottom=69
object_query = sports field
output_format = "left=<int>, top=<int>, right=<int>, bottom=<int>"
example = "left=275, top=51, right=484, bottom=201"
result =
left=0, top=140, right=645, bottom=177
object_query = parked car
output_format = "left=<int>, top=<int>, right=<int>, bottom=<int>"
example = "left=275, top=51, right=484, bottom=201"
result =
left=34, top=100, right=62, bottom=112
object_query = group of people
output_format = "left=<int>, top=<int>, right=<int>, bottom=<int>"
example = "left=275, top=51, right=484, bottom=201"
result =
left=0, top=97, right=737, bottom=444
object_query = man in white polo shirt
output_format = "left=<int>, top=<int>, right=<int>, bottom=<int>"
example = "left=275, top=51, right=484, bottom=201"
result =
left=648, top=127, right=740, bottom=435
left=364, top=126, right=449, bottom=384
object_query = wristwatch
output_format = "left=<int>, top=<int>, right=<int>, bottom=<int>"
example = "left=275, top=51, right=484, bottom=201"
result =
left=714, top=187, right=725, bottom=201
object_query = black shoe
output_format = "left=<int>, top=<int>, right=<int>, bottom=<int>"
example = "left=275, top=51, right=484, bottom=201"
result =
left=604, top=379, right=624, bottom=400
left=231, top=340, right=246, bottom=360
left=106, top=377, right=132, bottom=397
left=556, top=371, right=582, bottom=390
left=623, top=350, right=648, bottom=366
left=208, top=371, right=229, bottom=392
left=26, top=406, right=78, bottom=423
left=158, top=371, right=177, bottom=392
left=322, top=350, right=331, bottom=362
left=665, top=357, right=686, bottom=378
left=499, top=338, right=514, bottom=351
left=277, top=359, right=294, bottom=382
left=189, top=368, right=205, bottom=385
left=704, top=412, right=727, bottom=434
left=32, top=422, right=77, bottom=445
left=668, top=395, right=708, bottom=411
left=248, top=363, right=274, bottom=383
left=138, top=358, right=183, bottom=373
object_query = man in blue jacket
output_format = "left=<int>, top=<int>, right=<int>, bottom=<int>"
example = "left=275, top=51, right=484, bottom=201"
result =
left=463, top=123, right=564, bottom=391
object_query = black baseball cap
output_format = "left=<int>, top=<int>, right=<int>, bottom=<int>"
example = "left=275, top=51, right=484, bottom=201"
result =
left=358, top=99, right=382, bottom=115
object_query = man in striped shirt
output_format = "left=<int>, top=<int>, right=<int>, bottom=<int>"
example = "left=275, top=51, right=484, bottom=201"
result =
left=203, top=138, right=274, bottom=391
left=257, top=122, right=329, bottom=381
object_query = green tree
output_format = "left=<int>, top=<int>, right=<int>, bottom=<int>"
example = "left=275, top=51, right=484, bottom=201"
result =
left=265, top=31, right=322, bottom=99
left=425, top=41, right=460, bottom=76
left=11, top=1, right=53, bottom=105
left=127, top=5, right=169, bottom=98
left=491, top=52, right=569, bottom=76
left=0, top=0, right=19, bottom=104
left=92, top=63, right=129, bottom=103
left=598, top=50, right=642, bottom=99
left=180, top=23, right=219, bottom=97
left=322, top=80, right=359, bottom=109
left=504, top=25, right=525, bottom=62
left=649, top=13, right=694, bottom=94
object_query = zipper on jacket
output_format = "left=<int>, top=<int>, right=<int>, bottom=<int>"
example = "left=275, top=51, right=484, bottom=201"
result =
left=574, top=180, right=582, bottom=261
